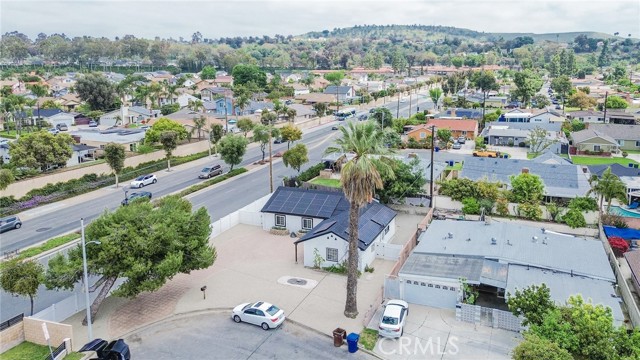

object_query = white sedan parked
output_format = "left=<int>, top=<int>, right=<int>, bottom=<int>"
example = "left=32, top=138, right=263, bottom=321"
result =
left=378, top=299, right=409, bottom=338
left=130, top=174, right=157, bottom=188
left=232, top=301, right=285, bottom=330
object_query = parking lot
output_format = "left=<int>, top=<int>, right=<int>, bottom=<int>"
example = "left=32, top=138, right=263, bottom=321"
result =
left=126, top=311, right=376, bottom=360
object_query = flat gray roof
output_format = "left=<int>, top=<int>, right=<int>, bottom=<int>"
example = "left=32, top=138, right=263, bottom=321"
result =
left=412, top=220, right=614, bottom=281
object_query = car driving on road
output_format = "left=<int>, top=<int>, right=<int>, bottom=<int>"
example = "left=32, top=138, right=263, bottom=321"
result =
left=0, top=216, right=22, bottom=233
left=232, top=301, right=285, bottom=330
left=130, top=174, right=157, bottom=188
left=121, top=191, right=152, bottom=206
left=378, top=299, right=409, bottom=338
left=199, top=165, right=223, bottom=179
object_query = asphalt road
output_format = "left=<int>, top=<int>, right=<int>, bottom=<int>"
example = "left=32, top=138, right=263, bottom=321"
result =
left=0, top=123, right=337, bottom=254
left=125, top=312, right=374, bottom=360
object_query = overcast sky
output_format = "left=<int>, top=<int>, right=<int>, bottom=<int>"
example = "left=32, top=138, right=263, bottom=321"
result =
left=2, top=0, right=639, bottom=40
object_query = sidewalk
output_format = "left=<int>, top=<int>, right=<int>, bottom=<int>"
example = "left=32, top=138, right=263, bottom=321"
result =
left=64, top=224, right=393, bottom=350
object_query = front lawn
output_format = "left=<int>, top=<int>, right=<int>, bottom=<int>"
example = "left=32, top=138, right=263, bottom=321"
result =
left=309, top=178, right=341, bottom=188
left=0, top=341, right=83, bottom=360
left=359, top=328, right=379, bottom=351
left=445, top=162, right=462, bottom=171
left=570, top=156, right=639, bottom=166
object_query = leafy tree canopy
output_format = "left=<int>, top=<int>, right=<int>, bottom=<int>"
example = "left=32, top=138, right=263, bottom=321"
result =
left=231, top=64, right=267, bottom=89
left=377, top=158, right=426, bottom=204
left=218, top=134, right=249, bottom=170
left=75, top=73, right=118, bottom=111
left=0, top=259, right=44, bottom=315
left=200, top=65, right=216, bottom=80
left=509, top=172, right=544, bottom=204
left=9, top=131, right=74, bottom=171
left=282, top=143, right=309, bottom=173
left=145, top=117, right=188, bottom=144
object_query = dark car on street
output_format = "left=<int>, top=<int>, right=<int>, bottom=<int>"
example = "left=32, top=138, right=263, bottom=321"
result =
left=121, top=191, right=152, bottom=206
left=0, top=216, right=22, bottom=233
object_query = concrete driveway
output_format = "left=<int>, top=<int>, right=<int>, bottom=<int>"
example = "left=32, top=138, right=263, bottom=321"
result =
left=126, top=311, right=375, bottom=360
left=368, top=305, right=521, bottom=360
left=490, top=145, right=528, bottom=160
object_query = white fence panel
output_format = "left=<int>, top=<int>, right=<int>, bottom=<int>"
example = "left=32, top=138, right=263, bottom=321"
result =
left=375, top=243, right=403, bottom=260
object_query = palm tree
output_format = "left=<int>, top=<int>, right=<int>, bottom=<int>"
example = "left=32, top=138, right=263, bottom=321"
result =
left=134, top=85, right=151, bottom=109
left=192, top=115, right=207, bottom=140
left=285, top=107, right=297, bottom=123
left=234, top=94, right=251, bottom=121
left=588, top=167, right=628, bottom=215
left=324, top=122, right=395, bottom=318
left=148, top=83, right=164, bottom=108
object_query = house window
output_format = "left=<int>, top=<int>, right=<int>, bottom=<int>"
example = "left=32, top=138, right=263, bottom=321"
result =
left=636, top=141, right=640, bottom=147
left=435, top=285, right=441, bottom=289
left=275, top=214, right=286, bottom=227
left=302, top=218, right=313, bottom=230
left=593, top=145, right=601, bottom=152
left=384, top=225, right=390, bottom=235
left=420, top=132, right=426, bottom=139
left=443, top=286, right=448, bottom=290
left=617, top=140, right=625, bottom=146
left=428, top=284, right=433, bottom=288
left=326, top=248, right=338, bottom=262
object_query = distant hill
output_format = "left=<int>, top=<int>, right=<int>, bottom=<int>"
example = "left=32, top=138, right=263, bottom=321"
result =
left=301, top=25, right=636, bottom=43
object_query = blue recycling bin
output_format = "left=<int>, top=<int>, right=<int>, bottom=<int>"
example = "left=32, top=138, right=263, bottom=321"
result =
left=346, top=333, right=359, bottom=353
left=434, top=147, right=440, bottom=152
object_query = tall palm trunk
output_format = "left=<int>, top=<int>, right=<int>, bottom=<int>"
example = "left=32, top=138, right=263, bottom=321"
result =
left=344, top=203, right=360, bottom=318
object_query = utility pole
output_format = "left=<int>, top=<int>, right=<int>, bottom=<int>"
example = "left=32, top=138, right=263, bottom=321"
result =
left=268, top=117, right=273, bottom=193
left=408, top=88, right=413, bottom=118
left=603, top=91, right=608, bottom=124
left=429, top=125, right=436, bottom=208
left=224, top=98, right=229, bottom=133
left=396, top=91, right=400, bottom=119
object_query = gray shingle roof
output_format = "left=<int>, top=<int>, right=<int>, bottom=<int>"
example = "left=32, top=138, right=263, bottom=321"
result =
left=570, top=128, right=618, bottom=145
left=588, top=123, right=640, bottom=141
left=530, top=151, right=573, bottom=165
left=485, top=121, right=562, bottom=132
left=460, top=157, right=590, bottom=198
left=323, top=86, right=353, bottom=95
left=588, top=164, right=640, bottom=177
left=296, top=200, right=397, bottom=251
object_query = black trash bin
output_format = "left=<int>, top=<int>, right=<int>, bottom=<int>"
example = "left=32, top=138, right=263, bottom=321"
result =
left=333, top=328, right=346, bottom=347
left=346, top=332, right=360, bottom=353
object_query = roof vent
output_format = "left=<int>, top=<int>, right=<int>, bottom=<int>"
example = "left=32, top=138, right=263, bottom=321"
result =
left=532, top=236, right=538, bottom=243
left=521, top=168, right=530, bottom=174
left=491, top=237, right=497, bottom=245
left=466, top=237, right=471, bottom=242
left=543, top=237, right=548, bottom=245
left=447, top=232, right=453, bottom=239
left=484, top=216, right=491, bottom=225
left=541, top=227, right=546, bottom=234
left=507, top=239, right=512, bottom=246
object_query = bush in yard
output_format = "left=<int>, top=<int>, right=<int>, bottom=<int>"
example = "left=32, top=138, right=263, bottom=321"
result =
left=297, top=163, right=325, bottom=183
left=496, top=194, right=509, bottom=216
left=601, top=214, right=628, bottom=229
left=462, top=197, right=480, bottom=215
left=517, top=202, right=542, bottom=220
left=622, top=151, right=628, bottom=158
left=478, top=199, right=494, bottom=214
left=562, top=208, right=587, bottom=228
left=608, top=236, right=629, bottom=257
left=438, top=178, right=479, bottom=201
left=568, top=196, right=598, bottom=212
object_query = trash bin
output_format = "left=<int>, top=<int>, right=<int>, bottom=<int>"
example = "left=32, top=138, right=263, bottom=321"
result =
left=434, top=147, right=440, bottom=152
left=346, top=332, right=360, bottom=353
left=333, top=328, right=346, bottom=347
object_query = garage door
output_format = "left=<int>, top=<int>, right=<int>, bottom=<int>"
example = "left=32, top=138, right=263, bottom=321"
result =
left=402, top=279, right=458, bottom=308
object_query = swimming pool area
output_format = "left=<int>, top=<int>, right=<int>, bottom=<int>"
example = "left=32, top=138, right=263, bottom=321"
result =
left=609, top=206, right=640, bottom=219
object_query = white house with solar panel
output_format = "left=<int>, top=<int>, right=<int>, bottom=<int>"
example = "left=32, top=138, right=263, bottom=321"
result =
left=261, top=187, right=397, bottom=271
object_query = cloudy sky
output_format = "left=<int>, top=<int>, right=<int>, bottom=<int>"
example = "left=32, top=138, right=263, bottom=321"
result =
left=2, top=0, right=639, bottom=40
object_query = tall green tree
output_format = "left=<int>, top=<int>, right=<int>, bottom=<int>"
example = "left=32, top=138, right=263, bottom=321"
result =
left=9, top=131, right=74, bottom=171
left=231, top=64, right=267, bottom=89
left=103, top=143, right=126, bottom=187
left=160, top=131, right=178, bottom=171
left=509, top=173, right=545, bottom=204
left=377, top=158, right=426, bottom=204
left=0, top=169, right=15, bottom=190
left=604, top=96, right=628, bottom=109
left=471, top=70, right=499, bottom=122
left=218, top=134, right=249, bottom=170
left=513, top=334, right=573, bottom=360
left=324, top=121, right=395, bottom=318
left=507, top=284, right=554, bottom=326
left=429, top=88, right=442, bottom=110
left=550, top=75, right=572, bottom=110
left=512, top=70, right=543, bottom=107
left=436, top=128, right=452, bottom=146
left=0, top=259, right=44, bottom=316
left=280, top=124, right=302, bottom=149
left=209, top=123, right=224, bottom=154
left=282, top=143, right=309, bottom=173
left=200, top=65, right=216, bottom=80
left=236, top=118, right=255, bottom=138
left=528, top=127, right=556, bottom=154
left=145, top=117, right=188, bottom=143
left=45, top=195, right=216, bottom=324
left=370, top=107, right=393, bottom=128
left=75, top=73, right=117, bottom=111
left=252, top=124, right=280, bottom=161
left=323, top=71, right=345, bottom=85
left=588, top=167, right=627, bottom=214
left=192, top=115, right=207, bottom=140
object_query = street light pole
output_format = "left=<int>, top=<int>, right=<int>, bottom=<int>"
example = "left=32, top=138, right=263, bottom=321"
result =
left=224, top=99, right=229, bottom=133
left=268, top=116, right=273, bottom=193
left=429, top=125, right=436, bottom=208
left=80, top=218, right=95, bottom=342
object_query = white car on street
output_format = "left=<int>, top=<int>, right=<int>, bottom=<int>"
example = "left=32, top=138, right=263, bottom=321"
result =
left=232, top=301, right=285, bottom=330
left=378, top=299, right=409, bottom=338
left=130, top=174, right=157, bottom=188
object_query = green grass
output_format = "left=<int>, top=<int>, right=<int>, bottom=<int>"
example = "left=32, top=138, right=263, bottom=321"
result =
left=0, top=234, right=80, bottom=268
left=570, top=156, right=639, bottom=166
left=0, top=341, right=83, bottom=360
left=359, top=328, right=379, bottom=351
left=623, top=150, right=640, bottom=154
left=527, top=153, right=539, bottom=159
left=445, top=163, right=462, bottom=171
left=309, top=178, right=342, bottom=188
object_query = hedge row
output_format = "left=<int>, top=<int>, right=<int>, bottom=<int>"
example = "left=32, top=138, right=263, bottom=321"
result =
left=0, top=151, right=210, bottom=216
